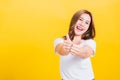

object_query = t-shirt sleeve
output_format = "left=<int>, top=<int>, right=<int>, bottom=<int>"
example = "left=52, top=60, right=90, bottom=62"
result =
left=84, top=39, right=96, bottom=57
left=54, top=38, right=64, bottom=53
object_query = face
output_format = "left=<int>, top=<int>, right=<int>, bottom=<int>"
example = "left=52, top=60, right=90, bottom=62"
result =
left=74, top=13, right=91, bottom=36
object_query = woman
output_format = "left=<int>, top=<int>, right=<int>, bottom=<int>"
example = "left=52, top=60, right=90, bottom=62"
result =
left=54, top=10, right=96, bottom=80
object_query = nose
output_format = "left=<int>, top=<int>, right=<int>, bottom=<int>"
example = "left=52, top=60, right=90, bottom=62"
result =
left=80, top=21, right=84, bottom=27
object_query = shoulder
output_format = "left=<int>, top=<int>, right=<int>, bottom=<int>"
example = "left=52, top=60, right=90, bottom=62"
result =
left=54, top=38, right=64, bottom=47
left=54, top=38, right=64, bottom=43
left=84, top=39, right=96, bottom=44
left=83, top=39, right=96, bottom=56
left=83, top=39, right=96, bottom=51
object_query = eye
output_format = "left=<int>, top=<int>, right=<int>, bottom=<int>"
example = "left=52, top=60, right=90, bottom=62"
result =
left=85, top=21, right=90, bottom=25
left=79, top=18, right=83, bottom=21
left=85, top=22, right=89, bottom=24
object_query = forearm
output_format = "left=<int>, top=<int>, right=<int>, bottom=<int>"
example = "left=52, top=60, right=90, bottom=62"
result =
left=55, top=43, right=68, bottom=56
left=70, top=44, right=93, bottom=58
left=78, top=46, right=93, bottom=58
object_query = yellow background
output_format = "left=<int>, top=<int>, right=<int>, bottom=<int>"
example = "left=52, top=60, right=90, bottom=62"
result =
left=0, top=0, right=120, bottom=80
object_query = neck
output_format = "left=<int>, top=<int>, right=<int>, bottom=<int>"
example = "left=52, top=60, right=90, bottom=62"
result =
left=73, top=35, right=82, bottom=44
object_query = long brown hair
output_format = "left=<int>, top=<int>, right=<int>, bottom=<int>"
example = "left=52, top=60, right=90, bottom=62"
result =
left=63, top=10, right=95, bottom=40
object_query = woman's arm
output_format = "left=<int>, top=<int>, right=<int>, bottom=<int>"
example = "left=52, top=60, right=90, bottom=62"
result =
left=54, top=35, right=73, bottom=56
left=70, top=44, right=94, bottom=58
left=55, top=43, right=69, bottom=56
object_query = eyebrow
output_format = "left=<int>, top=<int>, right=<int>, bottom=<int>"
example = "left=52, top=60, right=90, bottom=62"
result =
left=79, top=17, right=90, bottom=22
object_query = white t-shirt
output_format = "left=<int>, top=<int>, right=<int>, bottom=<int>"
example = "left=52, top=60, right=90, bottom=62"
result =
left=54, top=38, right=96, bottom=80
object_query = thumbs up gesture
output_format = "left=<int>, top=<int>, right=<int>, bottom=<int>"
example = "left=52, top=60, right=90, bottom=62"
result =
left=63, top=34, right=82, bottom=57
left=63, top=34, right=73, bottom=54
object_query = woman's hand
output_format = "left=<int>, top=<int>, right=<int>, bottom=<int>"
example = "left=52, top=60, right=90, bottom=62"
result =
left=70, top=44, right=82, bottom=57
left=62, top=34, right=93, bottom=58
left=70, top=44, right=94, bottom=58
left=63, top=34, right=73, bottom=54
left=63, top=34, right=83, bottom=57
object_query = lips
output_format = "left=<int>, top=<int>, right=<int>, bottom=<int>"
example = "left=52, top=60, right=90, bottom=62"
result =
left=76, top=26, right=84, bottom=31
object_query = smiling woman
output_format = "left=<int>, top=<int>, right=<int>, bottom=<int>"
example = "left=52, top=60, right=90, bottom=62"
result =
left=0, top=0, right=120, bottom=80
left=54, top=10, right=96, bottom=80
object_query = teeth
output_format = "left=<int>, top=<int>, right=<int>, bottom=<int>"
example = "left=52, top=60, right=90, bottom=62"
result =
left=77, top=26, right=83, bottom=31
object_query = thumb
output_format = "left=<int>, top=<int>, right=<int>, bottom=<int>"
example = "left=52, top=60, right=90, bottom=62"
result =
left=66, top=34, right=71, bottom=41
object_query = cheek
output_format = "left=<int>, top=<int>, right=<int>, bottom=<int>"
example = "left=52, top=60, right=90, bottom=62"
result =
left=85, top=25, right=90, bottom=30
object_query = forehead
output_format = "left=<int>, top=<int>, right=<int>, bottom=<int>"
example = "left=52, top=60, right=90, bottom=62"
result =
left=80, top=13, right=91, bottom=21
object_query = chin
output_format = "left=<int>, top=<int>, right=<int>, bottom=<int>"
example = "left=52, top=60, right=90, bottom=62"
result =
left=74, top=29, right=85, bottom=36
left=75, top=32, right=82, bottom=36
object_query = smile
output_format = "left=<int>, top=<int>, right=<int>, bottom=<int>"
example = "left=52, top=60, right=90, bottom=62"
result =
left=76, top=26, right=84, bottom=31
